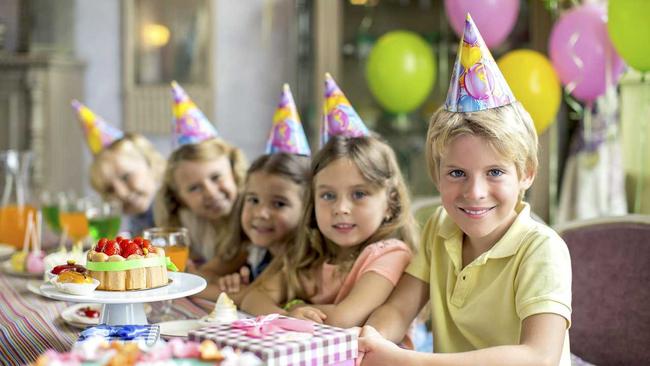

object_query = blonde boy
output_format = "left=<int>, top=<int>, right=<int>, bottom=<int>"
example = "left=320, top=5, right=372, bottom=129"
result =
left=358, top=14, right=571, bottom=366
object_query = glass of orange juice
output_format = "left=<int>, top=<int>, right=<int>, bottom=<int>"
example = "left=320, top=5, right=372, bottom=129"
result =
left=142, top=227, right=190, bottom=272
left=58, top=197, right=90, bottom=250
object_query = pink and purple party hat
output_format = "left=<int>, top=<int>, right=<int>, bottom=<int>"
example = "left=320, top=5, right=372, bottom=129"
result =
left=321, top=73, right=370, bottom=146
left=444, top=13, right=516, bottom=112
left=71, top=99, right=124, bottom=155
left=265, top=84, right=311, bottom=156
left=171, top=81, right=219, bottom=146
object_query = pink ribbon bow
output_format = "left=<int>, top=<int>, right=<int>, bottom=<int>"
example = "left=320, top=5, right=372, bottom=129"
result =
left=231, top=314, right=314, bottom=338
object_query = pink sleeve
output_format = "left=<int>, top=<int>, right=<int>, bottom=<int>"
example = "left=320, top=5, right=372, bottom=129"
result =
left=334, top=239, right=413, bottom=304
left=357, top=239, right=413, bottom=285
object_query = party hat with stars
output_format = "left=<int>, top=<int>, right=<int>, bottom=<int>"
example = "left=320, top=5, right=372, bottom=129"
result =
left=171, top=81, right=219, bottom=145
left=265, top=84, right=311, bottom=156
left=321, top=73, right=370, bottom=146
left=71, top=99, right=124, bottom=155
left=444, top=13, right=516, bottom=112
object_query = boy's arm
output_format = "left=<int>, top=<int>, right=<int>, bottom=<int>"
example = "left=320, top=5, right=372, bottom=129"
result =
left=365, top=273, right=430, bottom=342
left=308, top=271, right=396, bottom=328
left=360, top=313, right=567, bottom=366
left=239, top=270, right=287, bottom=316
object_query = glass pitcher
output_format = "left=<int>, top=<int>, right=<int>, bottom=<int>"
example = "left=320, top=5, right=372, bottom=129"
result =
left=0, top=150, right=37, bottom=249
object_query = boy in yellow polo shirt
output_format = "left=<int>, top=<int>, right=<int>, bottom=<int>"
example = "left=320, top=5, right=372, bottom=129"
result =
left=357, top=14, right=571, bottom=366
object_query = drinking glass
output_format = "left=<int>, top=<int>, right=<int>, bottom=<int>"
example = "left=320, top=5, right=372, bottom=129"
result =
left=86, top=199, right=122, bottom=241
left=39, top=191, right=71, bottom=235
left=143, top=227, right=190, bottom=322
left=58, top=197, right=90, bottom=250
left=142, top=227, right=190, bottom=272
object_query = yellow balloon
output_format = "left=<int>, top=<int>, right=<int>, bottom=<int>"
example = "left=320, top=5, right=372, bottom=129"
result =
left=497, top=49, right=561, bottom=135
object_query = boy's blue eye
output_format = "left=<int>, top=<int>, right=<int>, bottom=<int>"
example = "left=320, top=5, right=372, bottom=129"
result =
left=449, top=170, right=465, bottom=178
left=211, top=174, right=221, bottom=182
left=320, top=192, right=335, bottom=201
left=352, top=191, right=367, bottom=200
left=188, top=185, right=200, bottom=193
left=121, top=173, right=130, bottom=182
left=245, top=196, right=259, bottom=204
left=488, top=169, right=504, bottom=177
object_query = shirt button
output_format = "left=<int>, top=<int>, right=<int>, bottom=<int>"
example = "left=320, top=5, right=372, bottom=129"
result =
left=462, top=275, right=466, bottom=280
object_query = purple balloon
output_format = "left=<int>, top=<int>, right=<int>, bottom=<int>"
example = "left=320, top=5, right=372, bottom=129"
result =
left=445, top=0, right=519, bottom=48
left=549, top=4, right=625, bottom=103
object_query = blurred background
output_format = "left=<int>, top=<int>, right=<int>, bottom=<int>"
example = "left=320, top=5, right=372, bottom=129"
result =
left=0, top=0, right=648, bottom=225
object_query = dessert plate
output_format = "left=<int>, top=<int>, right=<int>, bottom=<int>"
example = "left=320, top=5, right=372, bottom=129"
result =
left=0, top=244, right=15, bottom=260
left=157, top=319, right=202, bottom=337
left=1, top=259, right=42, bottom=278
left=26, top=280, right=46, bottom=296
left=61, top=303, right=102, bottom=328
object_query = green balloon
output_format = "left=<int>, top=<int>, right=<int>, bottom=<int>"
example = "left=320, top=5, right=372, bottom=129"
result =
left=608, top=1, right=650, bottom=72
left=366, top=31, right=436, bottom=114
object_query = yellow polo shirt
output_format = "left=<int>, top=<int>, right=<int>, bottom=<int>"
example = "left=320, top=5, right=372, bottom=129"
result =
left=406, top=202, right=572, bottom=365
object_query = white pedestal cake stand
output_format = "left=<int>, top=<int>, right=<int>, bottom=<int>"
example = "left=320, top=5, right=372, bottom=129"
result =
left=39, top=272, right=206, bottom=325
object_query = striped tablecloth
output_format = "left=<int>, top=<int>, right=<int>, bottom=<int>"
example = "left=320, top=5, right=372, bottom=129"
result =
left=0, top=272, right=209, bottom=366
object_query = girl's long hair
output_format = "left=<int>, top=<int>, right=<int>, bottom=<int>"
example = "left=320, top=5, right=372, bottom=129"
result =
left=283, top=135, right=418, bottom=300
left=217, top=153, right=311, bottom=261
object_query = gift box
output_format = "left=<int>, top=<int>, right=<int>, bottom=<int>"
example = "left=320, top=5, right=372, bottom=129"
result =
left=189, top=314, right=357, bottom=366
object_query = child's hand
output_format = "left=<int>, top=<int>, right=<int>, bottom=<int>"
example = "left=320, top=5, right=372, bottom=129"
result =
left=357, top=325, right=404, bottom=366
left=216, top=266, right=251, bottom=293
left=288, top=305, right=327, bottom=323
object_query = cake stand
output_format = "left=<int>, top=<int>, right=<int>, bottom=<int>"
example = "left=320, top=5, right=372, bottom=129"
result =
left=39, top=272, right=206, bottom=325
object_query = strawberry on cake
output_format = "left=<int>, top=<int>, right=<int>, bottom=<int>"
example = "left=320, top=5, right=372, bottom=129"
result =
left=86, top=236, right=172, bottom=291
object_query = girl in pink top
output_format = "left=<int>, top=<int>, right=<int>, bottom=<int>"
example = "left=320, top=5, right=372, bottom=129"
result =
left=241, top=135, right=418, bottom=328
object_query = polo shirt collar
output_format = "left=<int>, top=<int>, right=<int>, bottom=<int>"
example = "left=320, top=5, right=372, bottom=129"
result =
left=439, top=202, right=534, bottom=269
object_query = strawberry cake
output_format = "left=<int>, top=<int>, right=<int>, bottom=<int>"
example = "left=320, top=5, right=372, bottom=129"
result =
left=86, top=237, right=169, bottom=291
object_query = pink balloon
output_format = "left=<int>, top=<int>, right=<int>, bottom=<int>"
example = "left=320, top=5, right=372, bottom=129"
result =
left=549, top=4, right=625, bottom=103
left=445, top=0, right=519, bottom=48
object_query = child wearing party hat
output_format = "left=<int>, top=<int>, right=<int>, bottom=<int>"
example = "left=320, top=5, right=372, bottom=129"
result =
left=241, top=75, right=418, bottom=329
left=357, top=14, right=572, bottom=366
left=154, top=81, right=248, bottom=266
left=194, top=84, right=312, bottom=305
left=72, top=100, right=166, bottom=235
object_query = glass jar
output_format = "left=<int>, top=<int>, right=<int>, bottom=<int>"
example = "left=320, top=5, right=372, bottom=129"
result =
left=0, top=150, right=36, bottom=249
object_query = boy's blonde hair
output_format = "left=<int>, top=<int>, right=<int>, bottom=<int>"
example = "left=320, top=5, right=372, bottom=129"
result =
left=154, top=137, right=248, bottom=228
left=218, top=153, right=311, bottom=261
left=283, top=135, right=418, bottom=300
left=426, top=101, right=538, bottom=187
left=90, top=133, right=166, bottom=197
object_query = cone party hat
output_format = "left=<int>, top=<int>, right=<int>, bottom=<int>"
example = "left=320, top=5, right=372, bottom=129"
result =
left=265, top=84, right=311, bottom=156
left=171, top=81, right=219, bottom=146
left=71, top=100, right=124, bottom=155
left=321, top=73, right=370, bottom=146
left=444, top=13, right=516, bottom=112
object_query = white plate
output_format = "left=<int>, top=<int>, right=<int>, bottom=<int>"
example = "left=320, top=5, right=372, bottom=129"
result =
left=156, top=319, right=202, bottom=337
left=0, top=244, right=15, bottom=260
left=39, top=272, right=207, bottom=304
left=61, top=303, right=102, bottom=328
left=26, top=280, right=46, bottom=296
left=1, top=259, right=43, bottom=278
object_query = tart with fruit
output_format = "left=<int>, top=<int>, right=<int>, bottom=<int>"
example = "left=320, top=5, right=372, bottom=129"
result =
left=86, top=236, right=174, bottom=291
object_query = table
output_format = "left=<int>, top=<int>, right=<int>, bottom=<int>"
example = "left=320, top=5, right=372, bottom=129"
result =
left=0, top=271, right=210, bottom=366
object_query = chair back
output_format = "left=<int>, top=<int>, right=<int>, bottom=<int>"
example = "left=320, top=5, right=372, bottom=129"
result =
left=555, top=215, right=650, bottom=365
